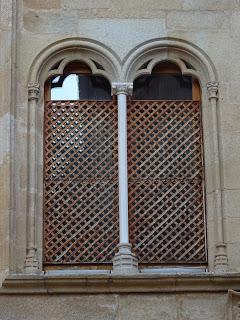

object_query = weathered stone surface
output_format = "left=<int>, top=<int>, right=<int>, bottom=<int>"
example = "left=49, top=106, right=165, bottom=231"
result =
left=226, top=218, right=240, bottom=244
left=231, top=12, right=240, bottom=37
left=0, top=0, right=13, bottom=30
left=23, top=11, right=78, bottom=33
left=221, top=103, right=240, bottom=133
left=77, top=19, right=166, bottom=58
left=23, top=0, right=61, bottom=10
left=221, top=131, right=240, bottom=189
left=0, top=295, right=118, bottom=320
left=177, top=294, right=226, bottom=320
left=0, top=1, right=13, bottom=274
left=167, top=11, right=229, bottom=30
left=183, top=0, right=239, bottom=11
left=228, top=83, right=240, bottom=103
left=118, top=294, right=177, bottom=320
left=228, top=243, right=240, bottom=272
left=62, top=0, right=182, bottom=15
left=223, top=189, right=240, bottom=219
left=0, top=293, right=229, bottom=320
left=61, top=0, right=112, bottom=10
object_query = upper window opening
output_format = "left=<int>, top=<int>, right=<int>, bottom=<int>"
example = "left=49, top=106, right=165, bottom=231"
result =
left=45, top=61, right=112, bottom=101
left=132, top=62, right=197, bottom=101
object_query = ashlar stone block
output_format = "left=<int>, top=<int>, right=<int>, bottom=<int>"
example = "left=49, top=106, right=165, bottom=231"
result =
left=23, top=0, right=61, bottom=10
left=167, top=11, right=229, bottom=31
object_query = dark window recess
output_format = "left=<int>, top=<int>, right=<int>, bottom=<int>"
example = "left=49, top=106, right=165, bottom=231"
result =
left=132, top=74, right=192, bottom=100
left=50, top=74, right=112, bottom=100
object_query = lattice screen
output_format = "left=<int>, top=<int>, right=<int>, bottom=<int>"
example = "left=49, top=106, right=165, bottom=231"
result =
left=128, top=100, right=206, bottom=264
left=44, top=100, right=119, bottom=264
left=44, top=99, right=206, bottom=266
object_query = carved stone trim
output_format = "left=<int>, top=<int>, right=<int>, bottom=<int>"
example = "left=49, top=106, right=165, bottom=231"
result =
left=24, top=247, right=39, bottom=274
left=124, top=38, right=218, bottom=83
left=2, top=274, right=240, bottom=294
left=28, top=82, right=40, bottom=101
left=112, top=82, right=133, bottom=96
left=207, top=81, right=219, bottom=100
left=207, top=81, right=228, bottom=272
left=113, top=243, right=138, bottom=274
left=214, top=242, right=228, bottom=273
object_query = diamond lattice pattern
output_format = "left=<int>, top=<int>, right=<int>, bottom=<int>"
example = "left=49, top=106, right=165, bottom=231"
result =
left=128, top=100, right=207, bottom=264
left=44, top=101, right=119, bottom=264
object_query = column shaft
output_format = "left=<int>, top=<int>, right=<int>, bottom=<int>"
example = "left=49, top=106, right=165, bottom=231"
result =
left=112, top=82, right=138, bottom=273
left=117, top=93, right=129, bottom=244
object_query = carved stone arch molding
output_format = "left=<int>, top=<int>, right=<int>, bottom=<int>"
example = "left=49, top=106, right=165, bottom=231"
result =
left=21, top=37, right=228, bottom=274
left=122, top=37, right=217, bottom=83
left=29, top=37, right=122, bottom=85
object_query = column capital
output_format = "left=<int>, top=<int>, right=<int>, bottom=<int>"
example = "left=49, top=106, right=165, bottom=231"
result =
left=207, top=81, right=219, bottom=100
left=28, top=82, right=40, bottom=101
left=112, top=82, right=133, bottom=96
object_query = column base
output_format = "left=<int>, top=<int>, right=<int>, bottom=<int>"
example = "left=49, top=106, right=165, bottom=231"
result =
left=24, top=248, right=39, bottom=274
left=113, top=243, right=138, bottom=274
left=214, top=242, right=228, bottom=272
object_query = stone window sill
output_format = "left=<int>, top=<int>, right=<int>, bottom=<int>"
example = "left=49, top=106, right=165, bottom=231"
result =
left=1, top=272, right=240, bottom=294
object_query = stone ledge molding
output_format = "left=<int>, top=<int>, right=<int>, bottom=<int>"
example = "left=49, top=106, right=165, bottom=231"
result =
left=2, top=274, right=240, bottom=294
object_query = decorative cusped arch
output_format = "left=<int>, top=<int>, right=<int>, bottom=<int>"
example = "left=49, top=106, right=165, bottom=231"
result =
left=122, top=37, right=218, bottom=84
left=28, top=37, right=122, bottom=86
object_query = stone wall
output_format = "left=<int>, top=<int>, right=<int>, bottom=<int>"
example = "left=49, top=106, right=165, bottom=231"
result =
left=1, top=0, right=240, bottom=319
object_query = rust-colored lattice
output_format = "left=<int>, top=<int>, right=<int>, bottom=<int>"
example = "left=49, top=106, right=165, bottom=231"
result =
left=128, top=100, right=206, bottom=264
left=44, top=100, right=119, bottom=264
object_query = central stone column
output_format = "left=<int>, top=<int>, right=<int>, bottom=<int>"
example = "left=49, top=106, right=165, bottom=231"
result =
left=112, top=82, right=138, bottom=274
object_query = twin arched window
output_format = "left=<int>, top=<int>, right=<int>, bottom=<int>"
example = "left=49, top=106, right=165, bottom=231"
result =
left=43, top=61, right=206, bottom=269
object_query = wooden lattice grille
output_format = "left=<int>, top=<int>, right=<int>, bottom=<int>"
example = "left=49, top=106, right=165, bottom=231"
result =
left=44, top=100, right=119, bottom=264
left=128, top=100, right=207, bottom=264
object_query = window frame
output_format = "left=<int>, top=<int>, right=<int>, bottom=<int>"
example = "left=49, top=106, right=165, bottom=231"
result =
left=10, top=38, right=228, bottom=277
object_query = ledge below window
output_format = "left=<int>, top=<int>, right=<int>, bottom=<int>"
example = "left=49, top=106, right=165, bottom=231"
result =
left=1, top=272, right=240, bottom=294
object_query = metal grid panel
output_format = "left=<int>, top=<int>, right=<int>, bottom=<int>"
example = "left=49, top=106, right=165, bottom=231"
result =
left=128, top=100, right=206, bottom=264
left=44, top=100, right=119, bottom=264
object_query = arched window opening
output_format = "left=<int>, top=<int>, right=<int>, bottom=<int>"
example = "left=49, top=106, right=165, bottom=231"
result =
left=128, top=62, right=206, bottom=267
left=44, top=61, right=112, bottom=101
left=43, top=61, right=119, bottom=269
left=132, top=61, right=200, bottom=101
